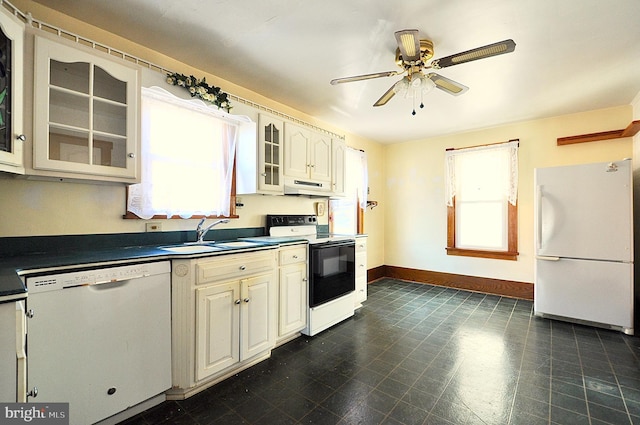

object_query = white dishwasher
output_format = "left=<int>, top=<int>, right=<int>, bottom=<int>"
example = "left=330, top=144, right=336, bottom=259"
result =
left=25, top=261, right=171, bottom=425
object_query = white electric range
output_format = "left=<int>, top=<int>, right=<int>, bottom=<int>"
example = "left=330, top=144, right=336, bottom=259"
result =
left=247, top=215, right=356, bottom=336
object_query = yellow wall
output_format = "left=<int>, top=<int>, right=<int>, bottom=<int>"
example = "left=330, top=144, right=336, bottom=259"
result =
left=1, top=0, right=387, bottom=268
left=383, top=105, right=633, bottom=283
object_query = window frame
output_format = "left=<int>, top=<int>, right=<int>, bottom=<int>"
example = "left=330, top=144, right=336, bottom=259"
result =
left=124, top=86, right=243, bottom=220
left=446, top=198, right=518, bottom=260
left=445, top=141, right=519, bottom=261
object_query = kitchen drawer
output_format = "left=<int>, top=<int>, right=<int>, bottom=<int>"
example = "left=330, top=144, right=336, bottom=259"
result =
left=355, top=238, right=367, bottom=253
left=196, top=251, right=276, bottom=285
left=279, top=245, right=307, bottom=266
left=355, top=252, right=367, bottom=277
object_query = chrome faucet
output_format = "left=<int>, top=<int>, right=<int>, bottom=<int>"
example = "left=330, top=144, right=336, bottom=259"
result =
left=196, top=218, right=230, bottom=243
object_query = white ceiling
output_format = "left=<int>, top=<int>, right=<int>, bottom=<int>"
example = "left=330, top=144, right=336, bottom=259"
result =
left=34, top=0, right=640, bottom=144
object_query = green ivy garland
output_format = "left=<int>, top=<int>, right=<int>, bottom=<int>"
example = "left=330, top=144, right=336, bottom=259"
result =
left=166, top=72, right=232, bottom=112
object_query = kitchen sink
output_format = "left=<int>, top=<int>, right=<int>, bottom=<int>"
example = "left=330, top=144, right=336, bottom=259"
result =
left=214, top=241, right=265, bottom=248
left=159, top=244, right=224, bottom=254
left=159, top=240, right=267, bottom=254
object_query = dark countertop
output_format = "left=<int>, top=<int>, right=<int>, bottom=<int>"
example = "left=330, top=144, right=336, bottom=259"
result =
left=0, top=241, right=281, bottom=304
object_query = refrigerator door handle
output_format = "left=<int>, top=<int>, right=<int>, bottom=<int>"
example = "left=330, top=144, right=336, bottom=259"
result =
left=536, top=255, right=560, bottom=261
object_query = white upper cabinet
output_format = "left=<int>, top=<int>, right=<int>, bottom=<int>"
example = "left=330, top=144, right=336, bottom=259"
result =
left=237, top=112, right=283, bottom=195
left=32, top=35, right=140, bottom=183
left=258, top=114, right=284, bottom=193
left=283, top=122, right=311, bottom=179
left=331, top=138, right=346, bottom=196
left=310, top=132, right=332, bottom=183
left=284, top=122, right=331, bottom=184
left=0, top=7, right=25, bottom=174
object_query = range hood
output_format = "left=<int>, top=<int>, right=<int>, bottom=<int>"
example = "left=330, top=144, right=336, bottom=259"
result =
left=283, top=178, right=331, bottom=196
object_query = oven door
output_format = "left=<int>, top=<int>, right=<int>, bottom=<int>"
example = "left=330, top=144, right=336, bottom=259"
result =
left=309, top=240, right=355, bottom=307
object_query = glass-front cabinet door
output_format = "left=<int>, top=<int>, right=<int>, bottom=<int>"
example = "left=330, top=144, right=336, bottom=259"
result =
left=33, top=35, right=140, bottom=182
left=0, top=6, right=24, bottom=174
left=258, top=113, right=284, bottom=193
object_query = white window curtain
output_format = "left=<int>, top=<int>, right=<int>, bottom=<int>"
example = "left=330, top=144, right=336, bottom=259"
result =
left=330, top=147, right=368, bottom=235
left=128, top=87, right=250, bottom=219
left=346, top=147, right=368, bottom=209
left=445, top=140, right=519, bottom=208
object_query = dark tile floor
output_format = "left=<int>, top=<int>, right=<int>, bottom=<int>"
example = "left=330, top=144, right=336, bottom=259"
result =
left=121, top=279, right=640, bottom=425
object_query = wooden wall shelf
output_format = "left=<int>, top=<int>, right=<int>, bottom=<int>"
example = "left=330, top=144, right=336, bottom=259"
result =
left=557, top=120, right=640, bottom=146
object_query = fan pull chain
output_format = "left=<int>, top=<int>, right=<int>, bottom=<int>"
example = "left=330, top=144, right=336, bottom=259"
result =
left=411, top=92, right=425, bottom=116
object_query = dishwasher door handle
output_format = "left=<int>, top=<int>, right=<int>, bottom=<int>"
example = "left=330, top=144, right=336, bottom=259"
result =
left=92, top=274, right=150, bottom=286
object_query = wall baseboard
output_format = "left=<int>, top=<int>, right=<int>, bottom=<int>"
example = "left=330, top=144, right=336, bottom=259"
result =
left=368, top=265, right=533, bottom=300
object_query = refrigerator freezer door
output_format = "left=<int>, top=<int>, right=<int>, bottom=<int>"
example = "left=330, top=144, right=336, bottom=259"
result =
left=534, top=257, right=633, bottom=331
left=535, top=160, right=632, bottom=262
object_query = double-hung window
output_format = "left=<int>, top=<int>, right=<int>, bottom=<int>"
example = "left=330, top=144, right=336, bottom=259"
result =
left=445, top=140, right=519, bottom=260
left=127, top=87, right=251, bottom=219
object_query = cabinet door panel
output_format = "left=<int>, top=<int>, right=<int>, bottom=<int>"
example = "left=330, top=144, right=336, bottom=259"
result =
left=284, top=123, right=310, bottom=179
left=310, top=133, right=331, bottom=182
left=0, top=6, right=24, bottom=174
left=332, top=139, right=346, bottom=195
left=258, top=114, right=284, bottom=192
left=241, top=273, right=274, bottom=359
left=196, top=283, right=240, bottom=380
left=279, top=263, right=307, bottom=336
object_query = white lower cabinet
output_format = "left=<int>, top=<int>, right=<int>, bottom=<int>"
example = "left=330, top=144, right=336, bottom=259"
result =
left=170, top=249, right=277, bottom=399
left=196, top=272, right=274, bottom=380
left=0, top=300, right=25, bottom=402
left=277, top=244, right=308, bottom=343
left=355, top=236, right=368, bottom=307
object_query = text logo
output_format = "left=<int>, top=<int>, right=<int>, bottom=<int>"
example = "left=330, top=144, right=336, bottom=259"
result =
left=1, top=404, right=68, bottom=424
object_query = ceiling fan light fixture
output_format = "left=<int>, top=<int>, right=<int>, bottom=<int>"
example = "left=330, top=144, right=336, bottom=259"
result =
left=414, top=73, right=436, bottom=92
left=393, top=76, right=410, bottom=95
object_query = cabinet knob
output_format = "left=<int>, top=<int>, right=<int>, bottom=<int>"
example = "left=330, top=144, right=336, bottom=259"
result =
left=239, top=265, right=246, bottom=271
left=234, top=299, right=241, bottom=305
left=127, top=153, right=136, bottom=158
left=16, top=134, right=26, bottom=141
left=261, top=173, right=267, bottom=177
left=243, top=298, right=250, bottom=303
left=27, top=387, right=38, bottom=399
left=26, top=309, right=34, bottom=319
left=292, top=255, right=298, bottom=259
left=302, top=278, right=307, bottom=282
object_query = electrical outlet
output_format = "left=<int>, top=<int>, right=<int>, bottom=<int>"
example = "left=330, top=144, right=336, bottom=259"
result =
left=145, top=222, right=162, bottom=232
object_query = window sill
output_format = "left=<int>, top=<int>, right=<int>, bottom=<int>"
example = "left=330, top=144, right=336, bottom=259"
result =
left=446, top=247, right=518, bottom=261
left=123, top=212, right=239, bottom=220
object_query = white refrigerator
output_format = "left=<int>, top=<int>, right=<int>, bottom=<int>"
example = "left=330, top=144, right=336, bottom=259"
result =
left=534, top=159, right=634, bottom=334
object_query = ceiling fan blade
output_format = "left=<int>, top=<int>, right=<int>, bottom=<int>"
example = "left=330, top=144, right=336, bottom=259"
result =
left=394, top=29, right=421, bottom=62
left=373, top=83, right=397, bottom=107
left=330, top=70, right=400, bottom=85
left=426, top=73, right=469, bottom=96
left=431, top=39, right=516, bottom=69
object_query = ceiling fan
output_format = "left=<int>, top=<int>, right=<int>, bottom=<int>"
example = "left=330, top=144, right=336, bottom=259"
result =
left=330, top=30, right=516, bottom=115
